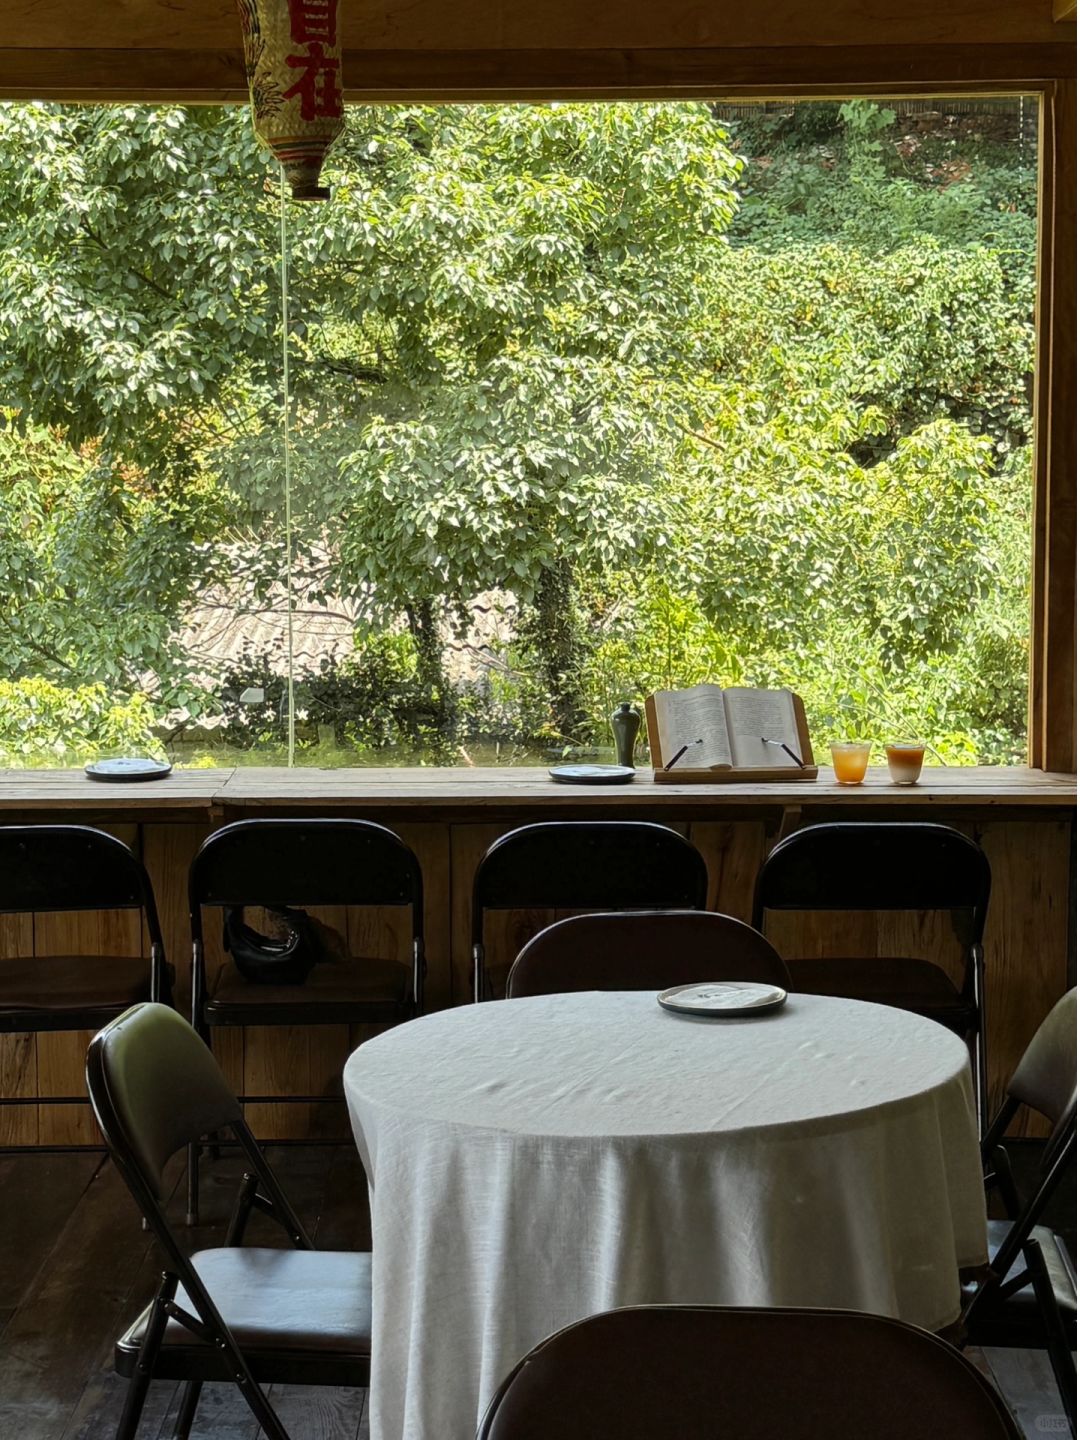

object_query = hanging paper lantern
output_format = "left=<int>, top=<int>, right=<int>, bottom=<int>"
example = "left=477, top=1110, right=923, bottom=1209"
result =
left=236, top=0, right=345, bottom=201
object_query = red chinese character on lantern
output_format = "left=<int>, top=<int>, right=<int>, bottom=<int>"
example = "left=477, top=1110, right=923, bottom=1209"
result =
left=283, top=45, right=342, bottom=121
left=288, top=0, right=337, bottom=46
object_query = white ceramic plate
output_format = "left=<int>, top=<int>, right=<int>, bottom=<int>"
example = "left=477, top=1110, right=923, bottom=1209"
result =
left=657, top=981, right=788, bottom=1017
left=548, top=765, right=636, bottom=785
left=84, top=757, right=173, bottom=783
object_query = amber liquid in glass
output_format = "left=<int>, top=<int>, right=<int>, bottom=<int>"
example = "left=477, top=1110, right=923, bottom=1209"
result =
left=830, top=742, right=871, bottom=784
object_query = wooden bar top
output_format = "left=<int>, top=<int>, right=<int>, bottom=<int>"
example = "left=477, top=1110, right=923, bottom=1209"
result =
left=0, top=765, right=1072, bottom=821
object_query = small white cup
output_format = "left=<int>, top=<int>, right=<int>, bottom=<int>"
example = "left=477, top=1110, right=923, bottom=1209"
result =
left=886, top=742, right=925, bottom=786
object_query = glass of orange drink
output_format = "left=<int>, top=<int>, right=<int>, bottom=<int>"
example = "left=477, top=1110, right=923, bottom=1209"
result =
left=830, top=741, right=871, bottom=784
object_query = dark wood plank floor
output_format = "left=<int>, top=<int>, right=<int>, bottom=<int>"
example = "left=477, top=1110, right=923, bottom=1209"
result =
left=0, top=1148, right=1070, bottom=1439
left=0, top=1147, right=371, bottom=1440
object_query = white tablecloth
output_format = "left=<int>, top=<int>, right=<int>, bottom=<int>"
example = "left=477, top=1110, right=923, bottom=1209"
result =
left=343, top=992, right=987, bottom=1440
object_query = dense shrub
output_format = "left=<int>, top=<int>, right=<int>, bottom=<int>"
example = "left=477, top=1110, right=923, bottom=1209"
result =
left=0, top=678, right=159, bottom=765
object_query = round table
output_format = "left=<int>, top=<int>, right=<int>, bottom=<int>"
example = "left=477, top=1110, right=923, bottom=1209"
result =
left=344, top=992, right=987, bottom=1440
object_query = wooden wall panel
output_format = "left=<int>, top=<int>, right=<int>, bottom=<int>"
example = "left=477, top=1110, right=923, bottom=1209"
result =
left=405, top=823, right=453, bottom=1013
left=451, top=824, right=521, bottom=1003
left=243, top=1022, right=350, bottom=1141
left=978, top=817, right=1073, bottom=1131
left=0, top=811, right=1073, bottom=1145
left=0, top=914, right=36, bottom=1146
left=142, top=822, right=209, bottom=1010
left=687, top=821, right=771, bottom=922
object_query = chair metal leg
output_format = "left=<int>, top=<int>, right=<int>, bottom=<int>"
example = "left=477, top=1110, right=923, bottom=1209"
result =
left=1024, top=1238, right=1077, bottom=1435
left=116, top=1273, right=177, bottom=1440
left=472, top=942, right=484, bottom=1003
left=234, top=1374, right=292, bottom=1440
left=968, top=1024, right=988, bottom=1138
left=970, top=945, right=989, bottom=1137
left=116, top=1372, right=152, bottom=1440
left=172, top=1380, right=202, bottom=1440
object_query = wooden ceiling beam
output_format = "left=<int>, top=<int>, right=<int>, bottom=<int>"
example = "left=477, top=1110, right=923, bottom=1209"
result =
left=0, top=44, right=1072, bottom=104
left=0, top=0, right=1070, bottom=54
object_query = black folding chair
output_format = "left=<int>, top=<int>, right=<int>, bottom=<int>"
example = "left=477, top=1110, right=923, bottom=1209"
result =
left=472, top=822, right=708, bottom=1000
left=87, top=1002, right=371, bottom=1440
left=478, top=1305, right=1023, bottom=1440
left=752, top=821, right=991, bottom=1130
left=189, top=818, right=424, bottom=1221
left=507, top=910, right=791, bottom=998
left=0, top=824, right=170, bottom=1145
left=963, top=988, right=1076, bottom=1435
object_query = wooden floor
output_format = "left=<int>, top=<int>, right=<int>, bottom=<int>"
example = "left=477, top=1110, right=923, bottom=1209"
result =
left=0, top=1147, right=372, bottom=1440
left=0, top=1147, right=1070, bottom=1440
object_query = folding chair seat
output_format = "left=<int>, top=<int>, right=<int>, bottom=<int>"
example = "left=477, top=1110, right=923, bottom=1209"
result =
left=118, top=1247, right=372, bottom=1381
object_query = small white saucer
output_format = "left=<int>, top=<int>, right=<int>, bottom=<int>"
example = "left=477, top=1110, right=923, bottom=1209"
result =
left=548, top=765, right=635, bottom=785
left=84, top=757, right=173, bottom=783
left=657, top=982, right=788, bottom=1017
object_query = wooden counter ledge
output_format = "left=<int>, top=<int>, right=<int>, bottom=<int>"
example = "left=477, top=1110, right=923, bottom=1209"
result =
left=0, top=765, right=1072, bottom=824
left=0, top=763, right=1072, bottom=1147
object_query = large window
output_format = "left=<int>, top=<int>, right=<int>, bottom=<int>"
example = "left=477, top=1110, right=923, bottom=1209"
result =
left=0, top=97, right=1037, bottom=767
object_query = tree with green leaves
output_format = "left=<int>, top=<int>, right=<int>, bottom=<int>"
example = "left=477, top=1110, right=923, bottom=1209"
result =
left=0, top=97, right=1036, bottom=765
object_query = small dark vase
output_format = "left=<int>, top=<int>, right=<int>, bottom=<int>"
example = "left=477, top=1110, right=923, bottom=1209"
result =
left=610, top=702, right=641, bottom=768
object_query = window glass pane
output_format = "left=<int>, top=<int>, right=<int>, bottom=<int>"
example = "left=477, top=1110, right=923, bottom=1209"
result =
left=0, top=97, right=1035, bottom=769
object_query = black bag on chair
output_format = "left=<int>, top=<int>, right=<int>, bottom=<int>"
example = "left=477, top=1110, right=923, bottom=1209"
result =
left=223, top=905, right=323, bottom=985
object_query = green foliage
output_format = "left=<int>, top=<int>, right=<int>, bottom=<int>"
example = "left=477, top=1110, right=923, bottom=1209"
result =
left=0, top=418, right=219, bottom=705
left=0, top=105, right=273, bottom=465
left=214, top=631, right=456, bottom=756
left=0, top=98, right=1037, bottom=767
left=0, top=678, right=159, bottom=765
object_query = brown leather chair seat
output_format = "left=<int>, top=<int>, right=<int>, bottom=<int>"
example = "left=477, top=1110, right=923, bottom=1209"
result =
left=208, top=954, right=409, bottom=1010
left=119, top=1248, right=372, bottom=1373
left=0, top=954, right=164, bottom=1015
left=786, top=955, right=973, bottom=1024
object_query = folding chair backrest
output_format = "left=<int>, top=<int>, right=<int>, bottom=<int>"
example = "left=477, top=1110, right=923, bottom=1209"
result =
left=1008, top=988, right=1077, bottom=1132
left=87, top=1002, right=242, bottom=1200
left=507, top=910, right=791, bottom=998
left=479, top=1306, right=1022, bottom=1440
left=473, top=822, right=707, bottom=924
left=189, top=819, right=423, bottom=936
left=0, top=825, right=163, bottom=945
left=753, top=822, right=991, bottom=940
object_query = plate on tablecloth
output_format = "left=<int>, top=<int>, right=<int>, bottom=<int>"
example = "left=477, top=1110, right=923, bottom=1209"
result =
left=657, top=981, right=788, bottom=1017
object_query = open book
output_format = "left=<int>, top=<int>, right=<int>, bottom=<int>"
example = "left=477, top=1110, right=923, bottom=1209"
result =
left=646, top=684, right=815, bottom=777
